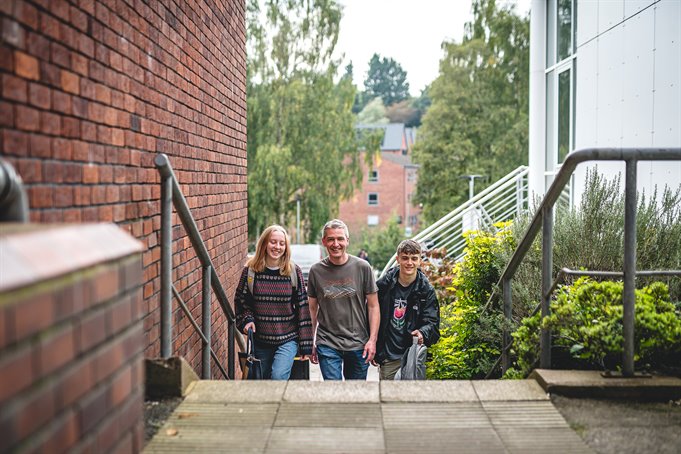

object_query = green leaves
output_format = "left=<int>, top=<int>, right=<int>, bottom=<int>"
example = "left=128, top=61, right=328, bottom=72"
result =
left=247, top=0, right=362, bottom=241
left=414, top=0, right=529, bottom=223
left=510, top=278, right=681, bottom=376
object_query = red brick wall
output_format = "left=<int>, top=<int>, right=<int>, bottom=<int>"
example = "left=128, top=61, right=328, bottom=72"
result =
left=0, top=224, right=145, bottom=453
left=0, top=0, right=248, bottom=377
left=339, top=152, right=422, bottom=238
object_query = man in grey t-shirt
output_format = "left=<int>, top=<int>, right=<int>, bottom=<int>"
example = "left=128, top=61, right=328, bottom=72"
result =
left=308, top=219, right=379, bottom=380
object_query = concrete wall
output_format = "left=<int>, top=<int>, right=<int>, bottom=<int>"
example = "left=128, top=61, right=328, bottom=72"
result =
left=0, top=224, right=144, bottom=453
left=0, top=0, right=248, bottom=377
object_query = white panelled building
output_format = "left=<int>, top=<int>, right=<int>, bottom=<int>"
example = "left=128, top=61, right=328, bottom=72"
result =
left=529, top=0, right=681, bottom=202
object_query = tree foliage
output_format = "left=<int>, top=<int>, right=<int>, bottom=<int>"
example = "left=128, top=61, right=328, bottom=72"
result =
left=363, top=53, right=410, bottom=106
left=247, top=0, right=363, bottom=241
left=414, top=0, right=529, bottom=223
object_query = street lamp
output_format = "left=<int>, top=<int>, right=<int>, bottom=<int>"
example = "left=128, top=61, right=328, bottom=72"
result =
left=295, top=193, right=301, bottom=244
left=459, top=174, right=487, bottom=200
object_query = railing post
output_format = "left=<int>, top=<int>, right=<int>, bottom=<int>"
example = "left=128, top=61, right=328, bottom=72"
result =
left=501, top=278, right=512, bottom=373
left=540, top=205, right=554, bottom=369
left=202, top=265, right=212, bottom=379
left=228, top=320, right=235, bottom=379
left=622, top=159, right=638, bottom=377
left=160, top=171, right=173, bottom=358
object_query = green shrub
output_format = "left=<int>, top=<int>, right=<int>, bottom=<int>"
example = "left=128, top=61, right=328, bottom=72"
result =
left=506, top=278, right=681, bottom=377
left=426, top=222, right=513, bottom=379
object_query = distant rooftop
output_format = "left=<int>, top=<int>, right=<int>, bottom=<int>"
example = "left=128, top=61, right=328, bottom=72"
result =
left=356, top=123, right=416, bottom=152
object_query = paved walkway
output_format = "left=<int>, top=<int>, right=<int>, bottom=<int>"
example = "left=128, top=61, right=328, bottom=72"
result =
left=144, top=380, right=592, bottom=453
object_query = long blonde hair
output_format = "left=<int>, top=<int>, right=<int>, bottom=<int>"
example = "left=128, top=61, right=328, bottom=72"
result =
left=247, top=224, right=293, bottom=276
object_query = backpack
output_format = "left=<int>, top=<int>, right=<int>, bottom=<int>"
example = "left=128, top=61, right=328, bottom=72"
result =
left=247, top=262, right=298, bottom=295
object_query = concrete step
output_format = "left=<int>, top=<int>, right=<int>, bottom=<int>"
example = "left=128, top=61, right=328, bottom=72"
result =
left=530, top=369, right=681, bottom=400
left=144, top=380, right=592, bottom=453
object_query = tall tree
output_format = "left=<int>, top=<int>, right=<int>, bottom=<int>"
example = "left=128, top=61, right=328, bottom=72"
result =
left=363, top=53, right=410, bottom=106
left=247, top=0, right=362, bottom=241
left=414, top=0, right=529, bottom=223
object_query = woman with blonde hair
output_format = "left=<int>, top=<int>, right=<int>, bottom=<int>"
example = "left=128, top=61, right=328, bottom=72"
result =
left=235, top=225, right=313, bottom=379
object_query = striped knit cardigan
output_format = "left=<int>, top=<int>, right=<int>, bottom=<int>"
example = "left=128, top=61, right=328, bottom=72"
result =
left=235, top=264, right=313, bottom=356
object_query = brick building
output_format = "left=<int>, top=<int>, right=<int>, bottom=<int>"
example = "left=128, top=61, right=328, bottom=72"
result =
left=339, top=123, right=421, bottom=237
left=1, top=0, right=247, bottom=451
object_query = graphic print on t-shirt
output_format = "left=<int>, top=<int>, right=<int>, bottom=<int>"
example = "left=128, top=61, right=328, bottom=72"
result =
left=391, top=297, right=408, bottom=330
left=322, top=278, right=356, bottom=299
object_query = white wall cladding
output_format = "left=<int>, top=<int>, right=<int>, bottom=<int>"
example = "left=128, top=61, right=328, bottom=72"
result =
left=571, top=0, right=680, bottom=203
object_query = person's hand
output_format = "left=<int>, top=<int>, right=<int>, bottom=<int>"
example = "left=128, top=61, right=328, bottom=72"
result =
left=411, top=329, right=423, bottom=345
left=243, top=322, right=255, bottom=334
left=371, top=360, right=379, bottom=367
left=300, top=355, right=309, bottom=361
left=310, top=345, right=319, bottom=364
left=362, top=339, right=376, bottom=364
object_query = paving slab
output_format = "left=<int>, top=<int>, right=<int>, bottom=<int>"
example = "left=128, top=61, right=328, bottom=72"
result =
left=283, top=380, right=379, bottom=403
left=381, top=402, right=488, bottom=429
left=183, top=380, right=286, bottom=403
left=494, top=427, right=592, bottom=453
left=266, top=427, right=384, bottom=454
left=167, top=402, right=279, bottom=427
left=472, top=378, right=549, bottom=401
left=482, top=401, right=573, bottom=428
left=384, top=428, right=506, bottom=454
left=145, top=427, right=271, bottom=453
left=530, top=369, right=681, bottom=399
left=275, top=403, right=382, bottom=428
left=380, top=380, right=478, bottom=402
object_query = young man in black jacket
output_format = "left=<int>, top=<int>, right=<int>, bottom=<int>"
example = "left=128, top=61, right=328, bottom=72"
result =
left=373, top=239, right=440, bottom=380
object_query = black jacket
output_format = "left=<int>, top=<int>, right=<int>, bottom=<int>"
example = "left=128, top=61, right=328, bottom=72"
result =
left=375, top=267, right=440, bottom=363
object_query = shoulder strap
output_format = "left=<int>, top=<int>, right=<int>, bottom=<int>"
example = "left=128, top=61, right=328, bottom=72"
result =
left=247, top=267, right=255, bottom=295
left=248, top=264, right=297, bottom=294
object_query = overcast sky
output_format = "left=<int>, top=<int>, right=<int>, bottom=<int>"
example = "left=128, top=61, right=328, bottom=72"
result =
left=334, top=0, right=531, bottom=96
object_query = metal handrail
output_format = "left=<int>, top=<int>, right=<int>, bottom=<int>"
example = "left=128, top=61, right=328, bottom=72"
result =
left=155, top=153, right=245, bottom=379
left=381, top=165, right=529, bottom=275
left=497, top=147, right=681, bottom=378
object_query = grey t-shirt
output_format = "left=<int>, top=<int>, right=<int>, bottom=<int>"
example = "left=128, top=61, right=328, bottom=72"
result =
left=308, top=255, right=378, bottom=351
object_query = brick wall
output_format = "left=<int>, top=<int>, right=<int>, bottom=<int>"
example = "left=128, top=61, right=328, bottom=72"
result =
left=0, top=224, right=144, bottom=453
left=0, top=0, right=248, bottom=377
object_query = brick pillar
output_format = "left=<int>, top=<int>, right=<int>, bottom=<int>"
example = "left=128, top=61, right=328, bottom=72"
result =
left=0, top=223, right=144, bottom=453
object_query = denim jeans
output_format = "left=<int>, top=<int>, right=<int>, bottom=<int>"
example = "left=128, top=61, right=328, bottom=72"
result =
left=316, top=344, right=369, bottom=380
left=253, top=339, right=298, bottom=380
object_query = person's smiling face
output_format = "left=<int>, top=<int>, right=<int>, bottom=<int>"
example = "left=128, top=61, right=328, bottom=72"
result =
left=322, top=227, right=349, bottom=264
left=397, top=253, right=421, bottom=281
left=266, top=229, right=287, bottom=265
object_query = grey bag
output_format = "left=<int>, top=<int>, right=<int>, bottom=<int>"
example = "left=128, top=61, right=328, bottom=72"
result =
left=395, top=336, right=427, bottom=380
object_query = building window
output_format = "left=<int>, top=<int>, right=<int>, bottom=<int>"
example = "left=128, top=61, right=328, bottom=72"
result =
left=546, top=0, right=575, bottom=172
left=368, top=193, right=378, bottom=205
left=407, top=170, right=416, bottom=182
left=367, top=215, right=379, bottom=226
left=409, top=215, right=418, bottom=226
left=368, top=170, right=378, bottom=182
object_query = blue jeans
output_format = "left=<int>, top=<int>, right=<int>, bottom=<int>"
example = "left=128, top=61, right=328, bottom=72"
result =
left=253, top=339, right=298, bottom=380
left=316, top=344, right=369, bottom=380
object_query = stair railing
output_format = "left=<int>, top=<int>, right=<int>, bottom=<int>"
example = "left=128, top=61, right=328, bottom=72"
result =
left=155, top=153, right=245, bottom=379
left=496, top=147, right=681, bottom=378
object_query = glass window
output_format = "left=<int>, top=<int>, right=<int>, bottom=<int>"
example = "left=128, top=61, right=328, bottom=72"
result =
left=368, top=170, right=378, bottom=182
left=368, top=193, right=378, bottom=205
left=557, top=0, right=572, bottom=61
left=367, top=215, right=379, bottom=226
left=557, top=69, right=571, bottom=163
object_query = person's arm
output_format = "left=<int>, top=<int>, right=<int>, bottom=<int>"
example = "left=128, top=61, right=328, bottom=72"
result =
left=235, top=267, right=255, bottom=334
left=416, top=286, right=441, bottom=346
left=308, top=295, right=319, bottom=364
left=295, top=266, right=313, bottom=359
left=363, top=292, right=380, bottom=363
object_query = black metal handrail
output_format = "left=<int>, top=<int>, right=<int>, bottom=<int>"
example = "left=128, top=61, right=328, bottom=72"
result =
left=155, top=153, right=245, bottom=379
left=494, top=147, right=681, bottom=378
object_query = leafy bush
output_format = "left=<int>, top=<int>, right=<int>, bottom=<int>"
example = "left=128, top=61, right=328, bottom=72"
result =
left=506, top=278, right=681, bottom=377
left=425, top=223, right=514, bottom=379
left=355, top=217, right=406, bottom=271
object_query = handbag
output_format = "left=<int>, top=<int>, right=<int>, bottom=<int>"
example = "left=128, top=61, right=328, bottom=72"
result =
left=289, top=357, right=310, bottom=380
left=395, top=336, right=427, bottom=380
left=238, top=328, right=263, bottom=380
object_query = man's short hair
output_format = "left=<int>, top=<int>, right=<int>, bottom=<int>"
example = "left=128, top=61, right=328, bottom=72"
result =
left=397, top=239, right=422, bottom=256
left=322, top=219, right=349, bottom=239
